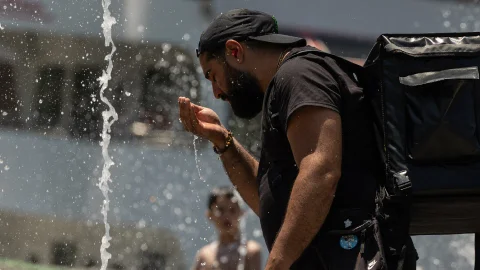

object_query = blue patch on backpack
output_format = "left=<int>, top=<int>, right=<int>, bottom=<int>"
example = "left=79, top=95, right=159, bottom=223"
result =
left=340, top=235, right=358, bottom=250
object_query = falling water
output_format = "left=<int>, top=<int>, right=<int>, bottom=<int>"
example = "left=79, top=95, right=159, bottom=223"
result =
left=234, top=190, right=248, bottom=270
left=97, top=0, right=118, bottom=270
left=193, top=135, right=203, bottom=182
left=236, top=220, right=247, bottom=270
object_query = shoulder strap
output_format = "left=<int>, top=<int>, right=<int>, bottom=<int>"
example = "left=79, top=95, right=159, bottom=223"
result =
left=286, top=49, right=363, bottom=69
left=284, top=49, right=367, bottom=86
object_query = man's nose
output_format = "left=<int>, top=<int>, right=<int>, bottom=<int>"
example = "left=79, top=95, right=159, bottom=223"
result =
left=212, top=83, right=223, bottom=99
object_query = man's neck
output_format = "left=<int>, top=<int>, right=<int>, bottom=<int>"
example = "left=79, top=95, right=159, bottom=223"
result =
left=218, top=230, right=241, bottom=246
left=252, top=48, right=293, bottom=92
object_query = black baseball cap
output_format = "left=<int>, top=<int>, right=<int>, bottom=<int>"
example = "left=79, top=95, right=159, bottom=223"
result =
left=196, top=9, right=306, bottom=57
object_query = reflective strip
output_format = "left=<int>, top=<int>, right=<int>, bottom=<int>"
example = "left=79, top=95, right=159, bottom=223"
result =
left=399, top=66, right=479, bottom=86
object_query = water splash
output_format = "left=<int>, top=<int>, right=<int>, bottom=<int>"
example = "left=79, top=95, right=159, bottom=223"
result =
left=193, top=135, right=203, bottom=181
left=97, top=0, right=118, bottom=269
left=236, top=220, right=247, bottom=270
left=234, top=190, right=248, bottom=270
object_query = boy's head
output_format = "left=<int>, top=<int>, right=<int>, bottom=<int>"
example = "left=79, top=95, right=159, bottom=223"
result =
left=207, top=186, right=244, bottom=234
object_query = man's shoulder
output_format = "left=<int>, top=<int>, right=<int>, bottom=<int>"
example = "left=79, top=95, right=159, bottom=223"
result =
left=246, top=240, right=262, bottom=254
left=275, top=46, right=339, bottom=80
left=192, top=243, right=217, bottom=269
left=196, top=242, right=217, bottom=257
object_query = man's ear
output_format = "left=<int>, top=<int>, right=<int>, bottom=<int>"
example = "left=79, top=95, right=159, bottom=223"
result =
left=225, top=39, right=244, bottom=64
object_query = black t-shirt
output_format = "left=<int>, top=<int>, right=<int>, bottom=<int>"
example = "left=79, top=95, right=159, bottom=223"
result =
left=257, top=46, right=380, bottom=251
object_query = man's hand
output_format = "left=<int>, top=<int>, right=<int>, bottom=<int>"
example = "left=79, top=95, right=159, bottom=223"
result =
left=178, top=96, right=261, bottom=215
left=178, top=96, right=229, bottom=148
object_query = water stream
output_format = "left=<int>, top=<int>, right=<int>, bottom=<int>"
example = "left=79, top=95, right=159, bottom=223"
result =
left=97, top=0, right=118, bottom=269
left=193, top=135, right=204, bottom=182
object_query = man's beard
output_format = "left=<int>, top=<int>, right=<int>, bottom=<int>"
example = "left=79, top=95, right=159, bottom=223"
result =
left=223, top=62, right=264, bottom=120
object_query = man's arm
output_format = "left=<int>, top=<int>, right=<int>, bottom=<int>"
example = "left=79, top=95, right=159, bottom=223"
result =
left=178, top=98, right=260, bottom=216
left=216, top=129, right=260, bottom=216
left=266, top=105, right=342, bottom=269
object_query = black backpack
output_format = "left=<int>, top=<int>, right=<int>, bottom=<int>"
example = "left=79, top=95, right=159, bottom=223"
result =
left=298, top=33, right=480, bottom=229
left=287, top=48, right=417, bottom=269
left=290, top=32, right=480, bottom=268
left=363, top=32, right=480, bottom=236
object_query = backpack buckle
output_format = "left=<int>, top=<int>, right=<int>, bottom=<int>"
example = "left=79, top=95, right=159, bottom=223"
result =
left=394, top=170, right=412, bottom=191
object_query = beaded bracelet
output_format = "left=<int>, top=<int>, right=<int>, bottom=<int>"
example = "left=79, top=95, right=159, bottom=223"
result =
left=213, top=130, right=233, bottom=155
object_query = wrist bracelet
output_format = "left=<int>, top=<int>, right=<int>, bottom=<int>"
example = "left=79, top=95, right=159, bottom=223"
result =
left=213, top=130, right=233, bottom=155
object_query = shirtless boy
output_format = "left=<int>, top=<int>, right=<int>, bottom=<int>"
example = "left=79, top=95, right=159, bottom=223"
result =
left=192, top=186, right=262, bottom=270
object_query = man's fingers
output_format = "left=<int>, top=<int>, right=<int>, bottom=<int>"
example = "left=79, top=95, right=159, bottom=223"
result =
left=191, top=103, right=204, bottom=113
left=178, top=97, right=187, bottom=130
left=178, top=97, right=192, bottom=132
left=179, top=96, right=204, bottom=135
left=189, top=103, right=201, bottom=132
left=184, top=98, right=197, bottom=133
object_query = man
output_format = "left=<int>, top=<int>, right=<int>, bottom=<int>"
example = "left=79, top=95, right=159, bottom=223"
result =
left=192, top=186, right=262, bottom=270
left=179, top=8, right=414, bottom=269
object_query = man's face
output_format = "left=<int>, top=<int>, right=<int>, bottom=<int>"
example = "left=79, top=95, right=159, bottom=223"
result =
left=199, top=53, right=264, bottom=119
left=208, top=195, right=243, bottom=234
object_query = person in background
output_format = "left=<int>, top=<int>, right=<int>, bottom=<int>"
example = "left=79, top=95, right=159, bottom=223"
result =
left=192, top=186, right=262, bottom=270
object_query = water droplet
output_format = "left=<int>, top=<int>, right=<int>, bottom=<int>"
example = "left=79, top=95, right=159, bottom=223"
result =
left=177, top=54, right=186, bottom=63
left=443, top=10, right=451, bottom=18
left=137, top=219, right=146, bottom=229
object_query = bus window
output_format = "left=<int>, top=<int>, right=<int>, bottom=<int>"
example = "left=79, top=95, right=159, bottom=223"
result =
left=139, top=251, right=165, bottom=270
left=32, top=67, right=64, bottom=129
left=70, top=67, right=103, bottom=141
left=0, top=64, right=19, bottom=127
left=51, top=241, right=77, bottom=266
left=140, top=68, right=174, bottom=131
left=132, top=62, right=201, bottom=146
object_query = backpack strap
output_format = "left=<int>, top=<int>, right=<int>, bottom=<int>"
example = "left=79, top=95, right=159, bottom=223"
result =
left=285, top=49, right=363, bottom=69
left=284, top=49, right=370, bottom=92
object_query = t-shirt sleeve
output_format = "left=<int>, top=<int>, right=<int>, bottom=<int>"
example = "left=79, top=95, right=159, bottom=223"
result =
left=273, top=57, right=341, bottom=133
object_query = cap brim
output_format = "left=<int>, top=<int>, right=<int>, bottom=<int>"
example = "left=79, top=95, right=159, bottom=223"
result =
left=249, top=34, right=306, bottom=46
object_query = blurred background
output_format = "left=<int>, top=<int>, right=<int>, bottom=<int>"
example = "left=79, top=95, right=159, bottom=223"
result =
left=0, top=0, right=476, bottom=269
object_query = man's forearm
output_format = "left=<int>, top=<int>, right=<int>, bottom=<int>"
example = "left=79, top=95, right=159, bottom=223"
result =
left=268, top=167, right=339, bottom=267
left=220, top=138, right=260, bottom=215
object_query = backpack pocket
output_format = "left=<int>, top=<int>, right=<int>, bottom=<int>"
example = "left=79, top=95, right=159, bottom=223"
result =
left=400, top=66, right=480, bottom=163
left=317, top=209, right=387, bottom=270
